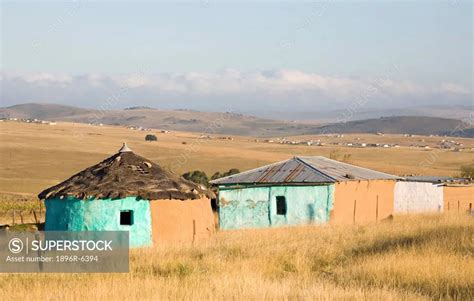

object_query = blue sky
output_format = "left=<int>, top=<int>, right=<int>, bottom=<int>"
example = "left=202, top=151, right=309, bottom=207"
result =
left=1, top=1, right=472, bottom=114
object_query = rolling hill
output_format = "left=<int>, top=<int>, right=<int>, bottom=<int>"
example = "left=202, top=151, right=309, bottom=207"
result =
left=1, top=103, right=472, bottom=137
left=310, top=116, right=473, bottom=137
left=257, top=105, right=473, bottom=123
left=0, top=103, right=315, bottom=137
left=0, top=103, right=95, bottom=119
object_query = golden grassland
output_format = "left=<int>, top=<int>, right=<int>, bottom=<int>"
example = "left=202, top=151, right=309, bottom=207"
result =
left=0, top=195, right=43, bottom=225
left=0, top=214, right=473, bottom=300
left=0, top=121, right=473, bottom=195
left=0, top=121, right=473, bottom=300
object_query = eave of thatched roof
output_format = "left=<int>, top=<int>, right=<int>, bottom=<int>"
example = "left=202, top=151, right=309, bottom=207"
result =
left=38, top=147, right=214, bottom=201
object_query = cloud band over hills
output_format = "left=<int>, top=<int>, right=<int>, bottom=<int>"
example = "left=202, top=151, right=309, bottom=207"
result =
left=1, top=70, right=471, bottom=112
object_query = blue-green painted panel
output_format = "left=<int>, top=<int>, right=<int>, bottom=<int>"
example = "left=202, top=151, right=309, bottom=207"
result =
left=218, top=187, right=270, bottom=230
left=268, top=185, right=334, bottom=227
left=218, top=185, right=334, bottom=230
left=45, top=196, right=152, bottom=247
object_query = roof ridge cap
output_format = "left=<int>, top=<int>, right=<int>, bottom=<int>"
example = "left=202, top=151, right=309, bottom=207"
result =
left=294, top=156, right=337, bottom=182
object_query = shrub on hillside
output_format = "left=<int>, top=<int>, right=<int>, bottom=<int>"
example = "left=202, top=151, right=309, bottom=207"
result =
left=145, top=134, right=157, bottom=142
left=211, top=168, right=240, bottom=180
left=182, top=170, right=209, bottom=186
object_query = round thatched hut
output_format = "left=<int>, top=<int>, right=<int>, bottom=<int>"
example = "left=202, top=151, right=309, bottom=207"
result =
left=38, top=143, right=215, bottom=247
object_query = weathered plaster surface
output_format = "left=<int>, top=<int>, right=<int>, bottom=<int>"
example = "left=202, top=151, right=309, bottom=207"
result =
left=394, top=182, right=443, bottom=213
left=150, top=198, right=215, bottom=245
left=268, top=186, right=334, bottom=226
left=444, top=186, right=474, bottom=213
left=218, top=187, right=270, bottom=230
left=332, top=180, right=395, bottom=224
left=218, top=185, right=334, bottom=230
left=45, top=196, right=152, bottom=247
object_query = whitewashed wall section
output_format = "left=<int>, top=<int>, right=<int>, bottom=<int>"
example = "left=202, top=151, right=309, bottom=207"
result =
left=394, top=182, right=444, bottom=213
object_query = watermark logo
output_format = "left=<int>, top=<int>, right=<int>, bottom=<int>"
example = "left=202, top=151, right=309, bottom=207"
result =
left=1, top=231, right=129, bottom=273
left=8, top=238, right=23, bottom=254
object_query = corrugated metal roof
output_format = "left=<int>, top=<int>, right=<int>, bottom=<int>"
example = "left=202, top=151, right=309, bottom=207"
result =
left=298, top=156, right=400, bottom=181
left=210, top=156, right=399, bottom=185
left=210, top=158, right=335, bottom=185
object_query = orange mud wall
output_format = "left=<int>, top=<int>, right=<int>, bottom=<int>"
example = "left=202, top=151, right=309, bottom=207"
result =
left=443, top=186, right=474, bottom=213
left=332, top=180, right=396, bottom=224
left=150, top=198, right=215, bottom=244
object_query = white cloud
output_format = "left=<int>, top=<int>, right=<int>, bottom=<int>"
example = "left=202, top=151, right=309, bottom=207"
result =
left=1, top=70, right=471, bottom=111
left=438, top=82, right=471, bottom=95
left=3, top=71, right=73, bottom=87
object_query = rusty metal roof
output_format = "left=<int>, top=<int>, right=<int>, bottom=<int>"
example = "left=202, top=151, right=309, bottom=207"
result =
left=210, top=156, right=399, bottom=185
left=297, top=156, right=400, bottom=181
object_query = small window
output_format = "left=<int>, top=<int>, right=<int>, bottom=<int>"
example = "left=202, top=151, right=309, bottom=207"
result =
left=276, top=196, right=287, bottom=215
left=120, top=210, right=134, bottom=225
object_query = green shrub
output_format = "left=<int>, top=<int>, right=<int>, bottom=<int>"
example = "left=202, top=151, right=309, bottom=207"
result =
left=182, top=170, right=209, bottom=186
left=145, top=134, right=157, bottom=141
left=211, top=168, right=240, bottom=180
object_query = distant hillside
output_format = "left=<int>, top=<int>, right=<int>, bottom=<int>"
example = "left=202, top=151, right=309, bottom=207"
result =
left=442, top=128, right=474, bottom=138
left=124, top=106, right=156, bottom=110
left=310, top=116, right=473, bottom=137
left=0, top=103, right=315, bottom=137
left=1, top=103, right=472, bottom=137
left=255, top=105, right=473, bottom=123
left=0, top=103, right=94, bottom=119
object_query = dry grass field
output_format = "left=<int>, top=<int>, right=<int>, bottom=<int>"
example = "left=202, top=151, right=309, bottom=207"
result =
left=0, top=121, right=472, bottom=196
left=0, top=214, right=473, bottom=300
left=0, top=121, right=473, bottom=300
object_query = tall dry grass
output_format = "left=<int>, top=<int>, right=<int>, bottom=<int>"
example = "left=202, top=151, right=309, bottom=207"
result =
left=0, top=213, right=473, bottom=300
left=0, top=194, right=44, bottom=225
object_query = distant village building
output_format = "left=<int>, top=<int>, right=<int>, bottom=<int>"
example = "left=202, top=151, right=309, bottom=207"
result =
left=210, top=156, right=399, bottom=229
left=38, top=143, right=215, bottom=247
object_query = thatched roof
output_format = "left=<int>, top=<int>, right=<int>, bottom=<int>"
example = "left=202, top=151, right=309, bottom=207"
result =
left=38, top=144, right=214, bottom=201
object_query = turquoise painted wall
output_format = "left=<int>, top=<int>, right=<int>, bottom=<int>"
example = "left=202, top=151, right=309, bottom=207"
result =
left=218, top=185, right=334, bottom=230
left=45, top=196, right=152, bottom=248
left=218, top=187, right=271, bottom=229
left=268, top=185, right=334, bottom=227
